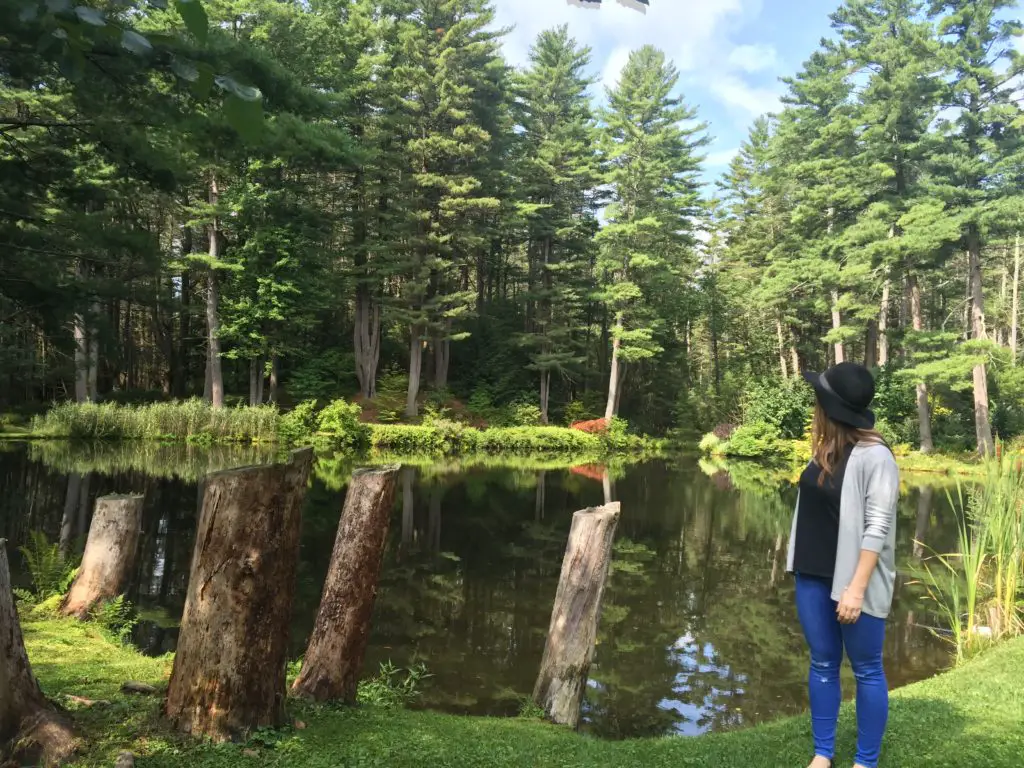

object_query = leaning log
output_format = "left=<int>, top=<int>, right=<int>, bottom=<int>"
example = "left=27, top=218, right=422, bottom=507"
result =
left=533, top=502, right=620, bottom=728
left=61, top=494, right=144, bottom=620
left=292, top=466, right=400, bottom=703
left=165, top=448, right=313, bottom=741
left=0, top=540, right=78, bottom=765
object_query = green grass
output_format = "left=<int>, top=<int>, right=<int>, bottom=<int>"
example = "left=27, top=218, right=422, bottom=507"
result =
left=22, top=618, right=1024, bottom=767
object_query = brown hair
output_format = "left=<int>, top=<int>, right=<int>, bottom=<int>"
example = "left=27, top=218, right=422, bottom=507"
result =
left=811, top=401, right=886, bottom=486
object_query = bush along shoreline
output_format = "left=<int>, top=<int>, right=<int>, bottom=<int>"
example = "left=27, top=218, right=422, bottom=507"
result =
left=25, top=400, right=663, bottom=457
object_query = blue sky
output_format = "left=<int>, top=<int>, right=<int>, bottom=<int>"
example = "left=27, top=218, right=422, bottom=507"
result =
left=491, top=0, right=841, bottom=183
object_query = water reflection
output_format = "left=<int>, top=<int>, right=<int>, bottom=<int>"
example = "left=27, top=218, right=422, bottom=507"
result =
left=0, top=442, right=957, bottom=738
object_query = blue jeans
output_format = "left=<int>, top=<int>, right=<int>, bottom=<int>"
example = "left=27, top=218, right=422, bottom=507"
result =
left=795, top=574, right=889, bottom=767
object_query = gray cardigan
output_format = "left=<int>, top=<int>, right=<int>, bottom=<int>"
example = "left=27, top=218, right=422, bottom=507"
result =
left=786, top=442, right=900, bottom=619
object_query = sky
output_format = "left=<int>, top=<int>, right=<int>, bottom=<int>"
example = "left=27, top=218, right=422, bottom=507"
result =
left=491, top=0, right=841, bottom=185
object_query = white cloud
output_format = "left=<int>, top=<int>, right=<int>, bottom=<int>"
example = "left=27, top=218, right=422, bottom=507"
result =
left=705, top=147, right=740, bottom=167
left=710, top=74, right=783, bottom=120
left=492, top=0, right=749, bottom=73
left=727, top=43, right=779, bottom=73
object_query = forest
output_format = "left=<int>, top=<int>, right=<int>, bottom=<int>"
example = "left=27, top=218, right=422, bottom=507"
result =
left=2, top=0, right=1024, bottom=455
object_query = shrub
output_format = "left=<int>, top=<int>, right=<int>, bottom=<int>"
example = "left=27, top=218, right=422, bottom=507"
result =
left=742, top=379, right=811, bottom=439
left=371, top=424, right=447, bottom=453
left=712, top=423, right=737, bottom=440
left=722, top=421, right=783, bottom=459
left=316, top=399, right=370, bottom=449
left=564, top=399, right=597, bottom=427
left=91, top=595, right=137, bottom=644
left=571, top=418, right=609, bottom=434
left=358, top=661, right=431, bottom=708
left=279, top=400, right=319, bottom=445
left=698, top=432, right=723, bottom=455
left=508, top=402, right=542, bottom=427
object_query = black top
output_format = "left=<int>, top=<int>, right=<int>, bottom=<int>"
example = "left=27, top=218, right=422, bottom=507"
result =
left=792, top=444, right=855, bottom=580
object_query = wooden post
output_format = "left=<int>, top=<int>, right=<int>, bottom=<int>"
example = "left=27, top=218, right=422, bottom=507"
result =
left=292, top=466, right=399, bottom=703
left=1, top=541, right=78, bottom=766
left=533, top=502, right=620, bottom=728
left=62, top=494, right=144, bottom=620
left=165, top=448, right=313, bottom=741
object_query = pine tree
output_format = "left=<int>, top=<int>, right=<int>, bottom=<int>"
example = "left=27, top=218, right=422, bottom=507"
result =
left=516, top=26, right=601, bottom=423
left=926, top=0, right=1023, bottom=454
left=598, top=45, right=706, bottom=420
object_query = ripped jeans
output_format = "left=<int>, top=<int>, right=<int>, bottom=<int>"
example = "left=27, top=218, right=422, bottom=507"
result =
left=795, top=574, right=889, bottom=768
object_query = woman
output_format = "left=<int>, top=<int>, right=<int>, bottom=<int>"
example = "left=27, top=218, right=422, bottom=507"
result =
left=786, top=362, right=899, bottom=768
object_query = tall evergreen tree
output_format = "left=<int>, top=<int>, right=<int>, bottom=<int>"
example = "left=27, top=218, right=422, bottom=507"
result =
left=598, top=45, right=706, bottom=420
left=515, top=26, right=601, bottom=423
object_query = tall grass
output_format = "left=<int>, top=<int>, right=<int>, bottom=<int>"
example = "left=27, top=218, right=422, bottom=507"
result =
left=919, top=459, right=1024, bottom=662
left=33, top=400, right=280, bottom=444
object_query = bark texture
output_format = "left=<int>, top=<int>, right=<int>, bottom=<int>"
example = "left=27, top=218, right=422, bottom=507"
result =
left=205, top=174, right=224, bottom=410
left=604, top=314, right=623, bottom=420
left=165, top=449, right=313, bottom=741
left=908, top=275, right=934, bottom=453
left=62, top=494, right=144, bottom=620
left=1, top=541, right=78, bottom=766
left=831, top=290, right=844, bottom=364
left=968, top=238, right=994, bottom=455
left=405, top=326, right=423, bottom=418
left=533, top=502, right=620, bottom=728
left=292, top=466, right=400, bottom=703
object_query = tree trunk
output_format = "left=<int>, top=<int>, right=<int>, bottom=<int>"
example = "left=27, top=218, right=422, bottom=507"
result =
left=908, top=275, right=934, bottom=454
left=831, top=290, right=844, bottom=364
left=913, top=485, right=932, bottom=561
left=249, top=359, right=260, bottom=407
left=175, top=267, right=191, bottom=398
left=434, top=323, right=451, bottom=391
left=61, top=495, right=144, bottom=620
left=269, top=356, right=280, bottom=404
left=401, top=467, right=415, bottom=547
left=206, top=175, right=224, bottom=410
left=292, top=466, right=399, bottom=708
left=533, top=502, right=620, bottom=729
left=539, top=370, right=551, bottom=425
left=292, top=467, right=399, bottom=703
left=1013, top=234, right=1020, bottom=365
left=59, top=473, right=82, bottom=558
left=256, top=361, right=265, bottom=405
left=353, top=288, right=381, bottom=400
left=878, top=279, right=890, bottom=367
left=865, top=321, right=878, bottom=369
left=604, top=313, right=623, bottom=421
left=405, top=326, right=423, bottom=419
left=73, top=312, right=89, bottom=404
left=87, top=301, right=99, bottom=400
left=535, top=471, right=547, bottom=521
left=776, top=318, right=789, bottom=380
left=0, top=541, right=78, bottom=766
left=165, top=448, right=313, bottom=741
left=203, top=342, right=212, bottom=403
left=790, top=334, right=800, bottom=377
left=967, top=237, right=994, bottom=455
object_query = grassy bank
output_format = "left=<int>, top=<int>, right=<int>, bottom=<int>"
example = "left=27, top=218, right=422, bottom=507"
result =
left=21, top=617, right=1024, bottom=767
left=26, top=400, right=660, bottom=457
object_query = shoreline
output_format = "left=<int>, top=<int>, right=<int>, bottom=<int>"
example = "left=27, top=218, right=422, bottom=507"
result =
left=21, top=617, right=1024, bottom=767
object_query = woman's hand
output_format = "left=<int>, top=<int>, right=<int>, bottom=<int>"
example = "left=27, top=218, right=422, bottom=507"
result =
left=837, top=587, right=864, bottom=624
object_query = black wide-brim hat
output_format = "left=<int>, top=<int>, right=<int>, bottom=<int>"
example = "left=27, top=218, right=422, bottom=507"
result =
left=802, top=363, right=876, bottom=430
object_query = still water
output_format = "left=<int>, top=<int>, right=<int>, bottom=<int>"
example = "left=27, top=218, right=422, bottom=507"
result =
left=0, top=441, right=957, bottom=739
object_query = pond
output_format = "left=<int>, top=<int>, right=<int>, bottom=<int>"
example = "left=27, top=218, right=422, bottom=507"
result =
left=0, top=441, right=958, bottom=739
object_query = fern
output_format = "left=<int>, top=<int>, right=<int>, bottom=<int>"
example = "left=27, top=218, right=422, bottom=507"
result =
left=19, top=531, right=77, bottom=600
left=91, top=595, right=138, bottom=644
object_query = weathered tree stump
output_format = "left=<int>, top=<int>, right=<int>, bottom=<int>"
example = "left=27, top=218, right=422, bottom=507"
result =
left=62, top=494, right=144, bottom=620
left=0, top=540, right=78, bottom=766
left=291, top=466, right=400, bottom=703
left=533, top=502, right=620, bottom=728
left=164, top=448, right=313, bottom=741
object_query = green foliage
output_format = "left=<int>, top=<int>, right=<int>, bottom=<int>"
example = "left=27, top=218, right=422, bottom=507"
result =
left=34, top=401, right=280, bottom=444
left=741, top=379, right=811, bottom=440
left=315, top=400, right=370, bottom=450
left=279, top=400, right=319, bottom=446
left=721, top=422, right=784, bottom=460
left=19, top=531, right=78, bottom=602
left=287, top=351, right=356, bottom=404
left=91, top=595, right=138, bottom=645
left=357, top=661, right=432, bottom=708
left=698, top=432, right=724, bottom=455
